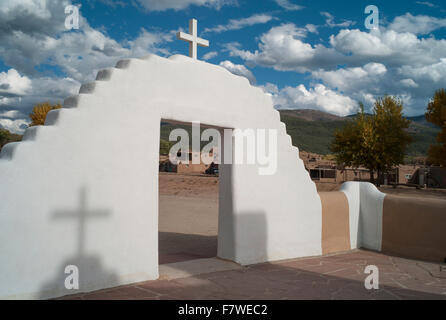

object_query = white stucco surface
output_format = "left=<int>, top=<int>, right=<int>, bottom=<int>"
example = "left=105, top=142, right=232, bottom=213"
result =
left=0, top=54, right=322, bottom=299
left=341, top=182, right=385, bottom=251
left=340, top=182, right=360, bottom=249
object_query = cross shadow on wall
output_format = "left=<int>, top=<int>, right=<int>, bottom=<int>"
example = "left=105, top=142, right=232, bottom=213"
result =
left=38, top=186, right=119, bottom=299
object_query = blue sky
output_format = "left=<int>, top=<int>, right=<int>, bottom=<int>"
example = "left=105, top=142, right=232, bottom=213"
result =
left=0, top=0, right=445, bottom=133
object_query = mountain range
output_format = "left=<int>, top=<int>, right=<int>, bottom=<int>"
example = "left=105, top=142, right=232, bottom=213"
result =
left=159, top=109, right=438, bottom=158
left=1, top=109, right=437, bottom=159
left=278, top=109, right=440, bottom=157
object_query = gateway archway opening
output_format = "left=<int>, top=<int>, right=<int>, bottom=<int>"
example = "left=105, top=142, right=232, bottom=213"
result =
left=158, top=119, right=228, bottom=266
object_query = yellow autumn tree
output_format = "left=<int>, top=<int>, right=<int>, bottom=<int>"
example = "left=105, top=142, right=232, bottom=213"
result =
left=332, top=97, right=412, bottom=184
left=29, top=102, right=62, bottom=127
left=425, top=89, right=446, bottom=167
left=0, top=128, right=22, bottom=151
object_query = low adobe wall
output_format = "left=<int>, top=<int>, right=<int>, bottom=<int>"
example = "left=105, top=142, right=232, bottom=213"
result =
left=319, top=192, right=351, bottom=255
left=339, top=182, right=446, bottom=263
left=382, top=195, right=446, bottom=262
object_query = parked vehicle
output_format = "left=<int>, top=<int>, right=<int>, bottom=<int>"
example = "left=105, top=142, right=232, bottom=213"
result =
left=205, top=162, right=219, bottom=176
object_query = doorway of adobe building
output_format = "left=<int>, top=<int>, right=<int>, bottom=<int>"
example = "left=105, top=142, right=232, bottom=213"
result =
left=158, top=119, right=223, bottom=267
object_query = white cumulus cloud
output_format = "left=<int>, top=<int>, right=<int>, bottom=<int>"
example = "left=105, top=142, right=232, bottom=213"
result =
left=203, top=51, right=218, bottom=60
left=275, top=0, right=304, bottom=11
left=273, top=84, right=358, bottom=116
left=416, top=1, right=437, bottom=7
left=0, top=0, right=173, bottom=117
left=321, top=12, right=355, bottom=28
left=219, top=60, right=256, bottom=85
left=0, top=1, right=174, bottom=82
left=312, top=63, right=387, bottom=92
left=388, top=13, right=446, bottom=35
left=228, top=23, right=341, bottom=72
left=0, top=69, right=32, bottom=97
left=0, top=118, right=29, bottom=134
left=204, top=14, right=274, bottom=34
left=134, top=0, right=235, bottom=11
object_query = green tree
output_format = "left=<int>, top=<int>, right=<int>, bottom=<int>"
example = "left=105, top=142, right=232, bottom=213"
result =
left=160, top=139, right=174, bottom=155
left=0, top=128, right=22, bottom=152
left=332, top=97, right=412, bottom=184
left=425, top=89, right=446, bottom=166
left=372, top=96, right=413, bottom=178
left=29, top=102, right=62, bottom=127
left=0, top=128, right=11, bottom=149
left=331, top=104, right=369, bottom=167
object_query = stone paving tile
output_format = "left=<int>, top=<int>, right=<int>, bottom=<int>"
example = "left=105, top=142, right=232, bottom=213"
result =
left=137, top=279, right=186, bottom=295
left=159, top=252, right=207, bottom=264
left=330, top=283, right=376, bottom=300
left=385, top=287, right=445, bottom=300
left=81, top=286, right=160, bottom=300
left=61, top=250, right=446, bottom=300
left=368, top=288, right=402, bottom=300
left=162, top=277, right=229, bottom=300
left=281, top=261, right=351, bottom=274
left=200, top=274, right=289, bottom=299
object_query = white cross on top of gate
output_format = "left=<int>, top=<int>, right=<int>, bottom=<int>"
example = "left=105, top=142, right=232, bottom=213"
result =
left=177, top=19, right=209, bottom=60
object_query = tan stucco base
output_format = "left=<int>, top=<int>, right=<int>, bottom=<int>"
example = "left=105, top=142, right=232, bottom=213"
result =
left=319, top=192, right=351, bottom=255
left=382, top=195, right=446, bottom=263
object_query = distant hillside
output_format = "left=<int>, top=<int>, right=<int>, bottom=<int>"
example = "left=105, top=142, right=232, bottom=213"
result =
left=279, top=109, right=344, bottom=122
left=279, top=109, right=440, bottom=157
left=159, top=110, right=439, bottom=157
left=1, top=113, right=438, bottom=158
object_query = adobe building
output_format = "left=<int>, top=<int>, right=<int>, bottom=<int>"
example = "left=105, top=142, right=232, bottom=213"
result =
left=159, top=149, right=218, bottom=174
left=409, top=166, right=446, bottom=188
left=300, top=151, right=421, bottom=186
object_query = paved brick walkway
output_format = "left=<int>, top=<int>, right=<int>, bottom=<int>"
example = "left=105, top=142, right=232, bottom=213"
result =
left=62, top=250, right=446, bottom=300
